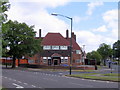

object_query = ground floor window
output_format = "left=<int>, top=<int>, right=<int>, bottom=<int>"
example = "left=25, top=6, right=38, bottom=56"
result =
left=28, top=60, right=34, bottom=64
left=61, top=57, right=68, bottom=63
left=76, top=59, right=80, bottom=63
left=43, top=57, right=47, bottom=63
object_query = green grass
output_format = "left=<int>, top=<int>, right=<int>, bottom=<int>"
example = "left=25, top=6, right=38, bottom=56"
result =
left=66, top=73, right=120, bottom=82
left=103, top=73, right=120, bottom=76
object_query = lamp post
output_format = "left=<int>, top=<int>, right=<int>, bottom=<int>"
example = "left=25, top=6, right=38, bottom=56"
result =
left=51, top=13, right=73, bottom=75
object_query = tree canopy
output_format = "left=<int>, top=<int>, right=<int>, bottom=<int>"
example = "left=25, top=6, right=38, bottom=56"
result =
left=113, top=40, right=120, bottom=63
left=0, top=0, right=10, bottom=57
left=2, top=20, right=42, bottom=68
left=86, top=51, right=102, bottom=65
left=97, top=43, right=113, bottom=65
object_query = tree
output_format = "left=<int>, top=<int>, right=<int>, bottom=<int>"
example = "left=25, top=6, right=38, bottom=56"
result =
left=97, top=43, right=113, bottom=66
left=0, top=0, right=10, bottom=57
left=113, top=40, right=120, bottom=64
left=0, top=0, right=10, bottom=23
left=86, top=51, right=102, bottom=65
left=2, top=20, right=42, bottom=68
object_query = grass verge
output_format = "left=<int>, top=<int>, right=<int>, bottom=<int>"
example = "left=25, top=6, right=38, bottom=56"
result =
left=66, top=73, right=120, bottom=82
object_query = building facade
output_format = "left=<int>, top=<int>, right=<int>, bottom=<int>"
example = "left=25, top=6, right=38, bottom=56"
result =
left=26, top=29, right=83, bottom=66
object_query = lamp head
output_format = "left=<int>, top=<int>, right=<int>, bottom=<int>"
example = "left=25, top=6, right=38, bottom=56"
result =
left=51, top=13, right=58, bottom=16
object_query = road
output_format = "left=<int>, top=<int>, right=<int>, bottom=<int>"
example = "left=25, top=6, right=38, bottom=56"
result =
left=2, top=68, right=119, bottom=89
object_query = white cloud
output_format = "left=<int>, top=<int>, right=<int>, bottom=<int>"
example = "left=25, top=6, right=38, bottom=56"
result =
left=7, top=0, right=70, bottom=37
left=93, top=25, right=108, bottom=32
left=87, top=2, right=103, bottom=15
left=10, top=0, right=69, bottom=8
left=102, top=9, right=118, bottom=39
left=73, top=16, right=81, bottom=23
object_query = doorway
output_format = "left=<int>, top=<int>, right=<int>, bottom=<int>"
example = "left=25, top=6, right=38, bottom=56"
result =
left=53, top=59, right=58, bottom=65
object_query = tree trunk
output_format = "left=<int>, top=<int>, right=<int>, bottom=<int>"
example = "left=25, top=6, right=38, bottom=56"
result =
left=12, top=56, right=16, bottom=68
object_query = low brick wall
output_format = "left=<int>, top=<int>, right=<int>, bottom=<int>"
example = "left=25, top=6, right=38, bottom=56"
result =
left=26, top=65, right=95, bottom=70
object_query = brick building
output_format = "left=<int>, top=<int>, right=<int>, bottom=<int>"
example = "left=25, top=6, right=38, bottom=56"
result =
left=26, top=29, right=84, bottom=66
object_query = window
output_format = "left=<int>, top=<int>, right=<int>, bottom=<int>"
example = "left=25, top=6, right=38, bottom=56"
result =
left=76, top=59, right=80, bottom=63
left=76, top=50, right=81, bottom=54
left=28, top=60, right=34, bottom=64
left=52, top=46, right=59, bottom=50
left=61, top=57, right=68, bottom=63
left=43, top=57, right=47, bottom=63
left=61, top=57, right=64, bottom=63
left=48, top=57, right=51, bottom=59
left=43, top=46, right=51, bottom=50
left=64, top=57, right=68, bottom=63
left=60, top=46, right=68, bottom=50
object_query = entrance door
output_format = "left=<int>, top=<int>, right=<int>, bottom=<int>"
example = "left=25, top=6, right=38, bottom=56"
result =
left=48, top=59, right=51, bottom=65
left=54, top=59, right=58, bottom=65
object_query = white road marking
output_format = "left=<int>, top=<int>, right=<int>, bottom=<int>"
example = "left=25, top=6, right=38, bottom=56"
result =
left=23, top=83, right=28, bottom=85
left=31, top=85, right=36, bottom=87
left=43, top=78, right=58, bottom=82
left=4, top=77, right=7, bottom=79
left=70, top=82, right=93, bottom=88
left=12, top=83, right=24, bottom=88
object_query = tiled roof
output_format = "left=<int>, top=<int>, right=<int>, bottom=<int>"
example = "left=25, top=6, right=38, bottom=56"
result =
left=41, top=33, right=70, bottom=46
left=39, top=32, right=81, bottom=50
left=67, top=38, right=81, bottom=50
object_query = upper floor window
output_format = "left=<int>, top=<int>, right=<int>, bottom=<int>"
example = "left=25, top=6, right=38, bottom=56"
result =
left=43, top=46, right=51, bottom=50
left=52, top=46, right=59, bottom=50
left=76, top=50, right=81, bottom=54
left=60, top=46, right=68, bottom=50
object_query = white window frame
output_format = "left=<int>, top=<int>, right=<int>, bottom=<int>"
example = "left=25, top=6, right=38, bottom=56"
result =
left=43, top=57, right=47, bottom=63
left=76, top=59, right=80, bottom=63
left=60, top=46, right=68, bottom=50
left=43, top=46, right=51, bottom=50
left=76, top=50, right=81, bottom=54
left=52, top=46, right=59, bottom=50
left=61, top=57, right=64, bottom=63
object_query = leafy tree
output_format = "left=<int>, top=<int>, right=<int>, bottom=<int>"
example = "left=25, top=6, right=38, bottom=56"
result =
left=113, top=40, right=120, bottom=64
left=2, top=20, right=42, bottom=68
left=0, top=0, right=10, bottom=23
left=0, top=0, right=10, bottom=57
left=86, top=51, right=102, bottom=65
left=97, top=43, right=113, bottom=66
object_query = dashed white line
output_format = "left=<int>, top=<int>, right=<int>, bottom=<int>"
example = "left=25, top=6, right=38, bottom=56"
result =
left=31, top=85, right=36, bottom=87
left=70, top=82, right=93, bottom=88
left=23, top=83, right=28, bottom=85
left=12, top=83, right=24, bottom=88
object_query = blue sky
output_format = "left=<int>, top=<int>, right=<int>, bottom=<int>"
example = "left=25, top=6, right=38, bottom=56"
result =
left=7, top=0, right=118, bottom=52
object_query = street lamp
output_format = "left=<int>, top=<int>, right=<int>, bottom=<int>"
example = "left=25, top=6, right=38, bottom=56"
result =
left=51, top=13, right=73, bottom=75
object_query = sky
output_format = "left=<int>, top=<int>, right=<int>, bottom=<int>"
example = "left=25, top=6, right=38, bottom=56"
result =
left=6, top=0, right=119, bottom=53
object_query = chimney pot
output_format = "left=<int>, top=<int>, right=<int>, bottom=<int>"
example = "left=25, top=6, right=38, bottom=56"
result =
left=39, top=29, right=41, bottom=38
left=66, top=29, right=69, bottom=38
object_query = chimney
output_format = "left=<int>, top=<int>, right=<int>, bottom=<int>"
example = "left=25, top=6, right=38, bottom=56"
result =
left=66, top=29, right=69, bottom=38
left=74, top=34, right=76, bottom=41
left=72, top=32, right=76, bottom=41
left=39, top=29, right=41, bottom=38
